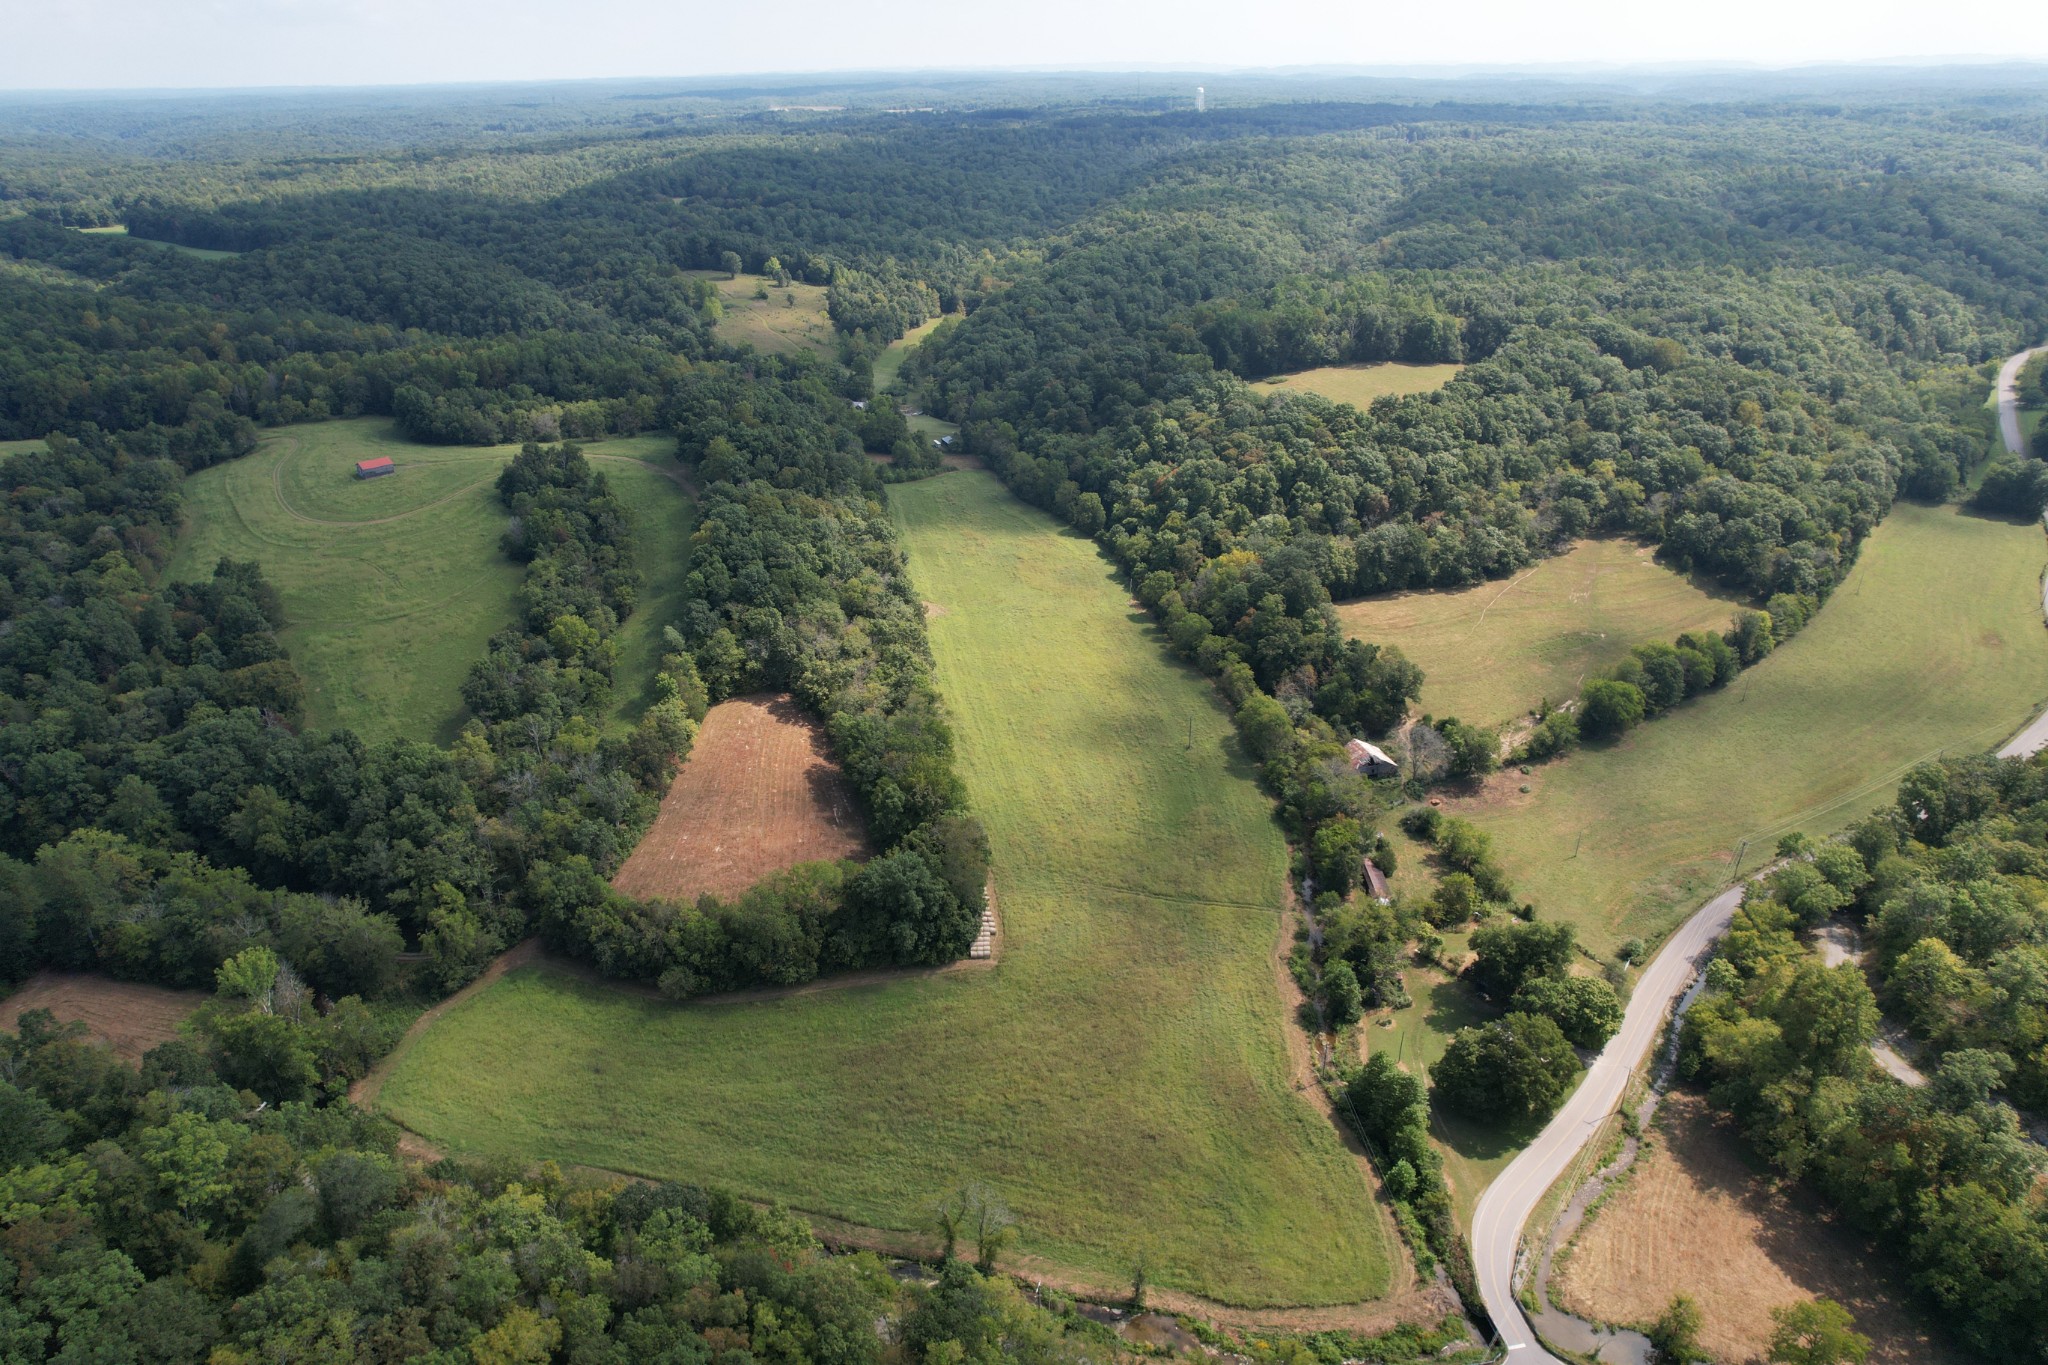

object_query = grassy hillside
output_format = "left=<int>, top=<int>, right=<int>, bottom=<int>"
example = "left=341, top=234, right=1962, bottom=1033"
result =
left=689, top=271, right=835, bottom=357
left=1337, top=539, right=1747, bottom=726
left=376, top=471, right=1397, bottom=1309
left=1448, top=502, right=2048, bottom=956
left=166, top=419, right=687, bottom=745
left=1252, top=362, right=1462, bottom=407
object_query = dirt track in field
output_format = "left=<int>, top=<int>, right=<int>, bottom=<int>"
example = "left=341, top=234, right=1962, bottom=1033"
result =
left=1553, top=1090, right=1968, bottom=1364
left=1, top=973, right=207, bottom=1062
left=612, top=693, right=869, bottom=903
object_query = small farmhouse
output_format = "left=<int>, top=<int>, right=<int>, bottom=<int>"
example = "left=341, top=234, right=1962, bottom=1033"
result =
left=354, top=456, right=396, bottom=479
left=1345, top=738, right=1398, bottom=778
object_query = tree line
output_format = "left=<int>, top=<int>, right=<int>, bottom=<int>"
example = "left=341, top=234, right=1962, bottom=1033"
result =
left=1, top=987, right=1128, bottom=1365
left=1678, top=754, right=2048, bottom=1356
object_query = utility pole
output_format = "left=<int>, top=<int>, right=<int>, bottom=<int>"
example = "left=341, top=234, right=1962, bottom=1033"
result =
left=1733, top=838, right=1749, bottom=877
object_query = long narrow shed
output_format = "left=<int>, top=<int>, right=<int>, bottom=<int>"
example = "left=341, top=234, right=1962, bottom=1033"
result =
left=355, top=456, right=396, bottom=479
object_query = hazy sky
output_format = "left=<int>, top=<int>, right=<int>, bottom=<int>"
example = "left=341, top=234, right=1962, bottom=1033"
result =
left=11, top=0, right=2048, bottom=91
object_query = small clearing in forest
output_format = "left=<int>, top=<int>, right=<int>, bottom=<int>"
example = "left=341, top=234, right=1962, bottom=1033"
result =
left=686, top=271, right=835, bottom=357
left=1, top=973, right=207, bottom=1062
left=1252, top=361, right=1463, bottom=407
left=1553, top=1090, right=1970, bottom=1364
left=1336, top=538, right=1745, bottom=727
left=611, top=694, right=868, bottom=902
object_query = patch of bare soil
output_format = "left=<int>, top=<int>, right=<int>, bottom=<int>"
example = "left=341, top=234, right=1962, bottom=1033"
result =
left=1, top=973, right=206, bottom=1062
left=612, top=694, right=868, bottom=903
left=1553, top=1089, right=1970, bottom=1364
left=1443, top=764, right=1546, bottom=816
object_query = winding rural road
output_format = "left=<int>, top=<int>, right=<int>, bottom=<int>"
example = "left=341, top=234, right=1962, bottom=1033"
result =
left=1470, top=346, right=2048, bottom=1362
left=1996, top=343, right=2046, bottom=457
left=1470, top=883, right=1744, bottom=1360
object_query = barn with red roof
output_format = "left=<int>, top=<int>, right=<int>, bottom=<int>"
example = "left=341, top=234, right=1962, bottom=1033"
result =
left=355, top=456, right=396, bottom=479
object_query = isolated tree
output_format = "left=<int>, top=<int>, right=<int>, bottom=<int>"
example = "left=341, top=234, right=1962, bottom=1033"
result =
left=931, top=1190, right=964, bottom=1262
left=970, top=1188, right=1015, bottom=1274
left=1769, top=1299, right=1871, bottom=1365
left=719, top=250, right=743, bottom=280
left=1432, top=1013, right=1580, bottom=1119
left=1648, top=1293, right=1705, bottom=1363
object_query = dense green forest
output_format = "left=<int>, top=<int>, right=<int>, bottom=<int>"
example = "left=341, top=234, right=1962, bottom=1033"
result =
left=6, top=70, right=2048, bottom=1356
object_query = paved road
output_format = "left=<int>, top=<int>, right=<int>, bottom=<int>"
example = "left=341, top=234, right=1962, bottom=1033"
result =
left=2000, top=704, right=2048, bottom=761
left=1465, top=344, right=2048, bottom=1359
left=1996, top=344, right=2046, bottom=456
left=1471, top=882, right=1745, bottom=1360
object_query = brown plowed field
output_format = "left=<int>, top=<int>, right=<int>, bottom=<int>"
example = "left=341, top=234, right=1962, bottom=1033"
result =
left=612, top=694, right=868, bottom=902
left=1, top=973, right=207, bottom=1062
left=1553, top=1090, right=1969, bottom=1363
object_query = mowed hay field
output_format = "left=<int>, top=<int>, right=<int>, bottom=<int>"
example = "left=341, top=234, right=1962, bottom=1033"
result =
left=688, top=271, right=835, bottom=357
left=612, top=695, right=868, bottom=902
left=167, top=419, right=690, bottom=744
left=1446, top=502, right=2048, bottom=956
left=1554, top=1092, right=1969, bottom=1365
left=378, top=471, right=1397, bottom=1308
left=1253, top=362, right=1463, bottom=407
left=1337, top=539, right=1746, bottom=725
left=2, top=973, right=207, bottom=1062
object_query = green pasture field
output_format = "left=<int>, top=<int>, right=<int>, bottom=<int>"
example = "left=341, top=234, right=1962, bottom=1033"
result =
left=871, top=314, right=946, bottom=393
left=77, top=224, right=241, bottom=260
left=377, top=471, right=1397, bottom=1309
left=1337, top=538, right=1747, bottom=726
left=586, top=444, right=696, bottom=730
left=166, top=419, right=688, bottom=745
left=1446, top=502, right=2048, bottom=958
left=1252, top=362, right=1463, bottom=407
left=0, top=439, right=45, bottom=457
left=686, top=271, right=835, bottom=357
